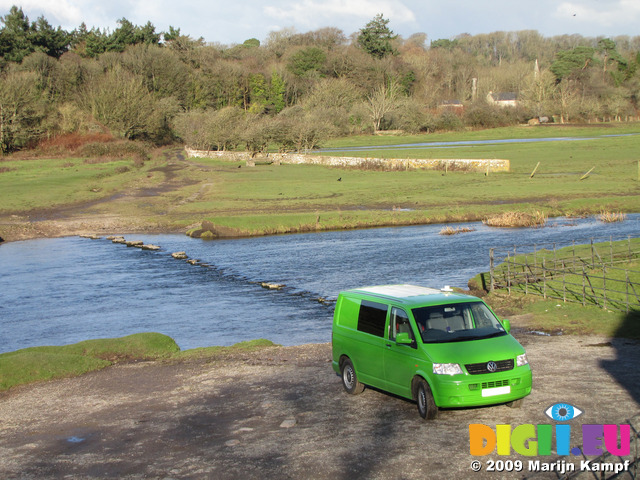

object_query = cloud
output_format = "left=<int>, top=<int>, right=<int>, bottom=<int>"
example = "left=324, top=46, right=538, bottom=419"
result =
left=264, top=0, right=415, bottom=30
left=0, top=0, right=85, bottom=26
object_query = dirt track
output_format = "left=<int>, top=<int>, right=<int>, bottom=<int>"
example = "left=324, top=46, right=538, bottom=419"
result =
left=1, top=333, right=639, bottom=479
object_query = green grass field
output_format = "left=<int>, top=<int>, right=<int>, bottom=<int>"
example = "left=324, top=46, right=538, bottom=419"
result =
left=472, top=238, right=640, bottom=339
left=0, top=333, right=276, bottom=391
left=1, top=124, right=639, bottom=237
left=484, top=238, right=640, bottom=309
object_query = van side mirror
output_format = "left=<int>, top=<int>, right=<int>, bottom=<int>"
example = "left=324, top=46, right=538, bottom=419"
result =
left=395, top=332, right=412, bottom=345
left=501, top=319, right=511, bottom=333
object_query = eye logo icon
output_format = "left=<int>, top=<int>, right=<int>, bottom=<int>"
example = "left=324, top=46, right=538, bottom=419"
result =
left=544, top=403, right=583, bottom=422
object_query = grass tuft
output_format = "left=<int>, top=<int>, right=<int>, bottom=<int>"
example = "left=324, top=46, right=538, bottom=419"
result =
left=439, top=226, right=476, bottom=235
left=483, top=210, right=547, bottom=228
left=598, top=210, right=627, bottom=223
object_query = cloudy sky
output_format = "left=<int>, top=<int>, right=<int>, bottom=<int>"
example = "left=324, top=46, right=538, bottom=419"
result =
left=2, top=0, right=639, bottom=45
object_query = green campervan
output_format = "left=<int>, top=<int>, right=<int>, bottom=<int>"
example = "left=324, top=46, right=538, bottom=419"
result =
left=331, top=284, right=532, bottom=420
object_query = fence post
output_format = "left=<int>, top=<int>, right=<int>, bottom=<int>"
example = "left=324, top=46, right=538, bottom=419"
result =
left=543, top=258, right=547, bottom=298
left=506, top=252, right=511, bottom=295
left=582, top=266, right=586, bottom=306
left=525, top=255, right=529, bottom=295
left=591, top=238, right=595, bottom=268
left=609, top=236, right=613, bottom=266
left=627, top=270, right=630, bottom=313
left=490, top=248, right=495, bottom=291
left=603, top=265, right=607, bottom=310
left=562, top=260, right=566, bottom=303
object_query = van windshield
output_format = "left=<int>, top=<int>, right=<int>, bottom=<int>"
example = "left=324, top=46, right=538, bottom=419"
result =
left=412, top=301, right=507, bottom=344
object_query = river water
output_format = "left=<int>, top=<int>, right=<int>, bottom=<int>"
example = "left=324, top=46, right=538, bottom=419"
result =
left=1, top=215, right=638, bottom=353
left=319, top=133, right=640, bottom=153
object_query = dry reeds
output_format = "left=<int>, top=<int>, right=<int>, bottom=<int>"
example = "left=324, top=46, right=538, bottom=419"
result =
left=483, top=211, right=547, bottom=228
left=38, top=133, right=114, bottom=152
left=597, top=210, right=626, bottom=223
left=439, top=226, right=476, bottom=235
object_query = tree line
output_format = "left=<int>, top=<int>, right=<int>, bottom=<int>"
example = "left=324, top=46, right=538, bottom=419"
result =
left=1, top=6, right=640, bottom=155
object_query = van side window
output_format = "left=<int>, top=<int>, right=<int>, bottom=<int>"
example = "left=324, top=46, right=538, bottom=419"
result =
left=390, top=307, right=414, bottom=343
left=357, top=300, right=388, bottom=337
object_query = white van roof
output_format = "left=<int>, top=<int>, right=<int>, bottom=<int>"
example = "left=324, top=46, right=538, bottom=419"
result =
left=353, top=284, right=443, bottom=298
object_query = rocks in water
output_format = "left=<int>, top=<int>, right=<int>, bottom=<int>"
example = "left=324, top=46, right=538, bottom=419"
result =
left=260, top=282, right=285, bottom=290
left=104, top=235, right=162, bottom=251
left=79, top=234, right=101, bottom=240
left=172, top=251, right=188, bottom=259
left=187, top=220, right=217, bottom=239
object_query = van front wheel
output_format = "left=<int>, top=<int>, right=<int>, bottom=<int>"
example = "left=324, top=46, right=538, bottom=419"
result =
left=341, top=358, right=364, bottom=395
left=416, top=378, right=438, bottom=420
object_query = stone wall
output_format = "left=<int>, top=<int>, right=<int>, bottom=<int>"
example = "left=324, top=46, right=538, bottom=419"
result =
left=184, top=147, right=510, bottom=172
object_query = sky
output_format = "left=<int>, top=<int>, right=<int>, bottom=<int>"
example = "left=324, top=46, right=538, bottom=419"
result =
left=2, top=0, right=640, bottom=46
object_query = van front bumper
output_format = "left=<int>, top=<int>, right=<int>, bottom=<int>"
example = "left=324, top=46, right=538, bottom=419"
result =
left=432, top=366, right=532, bottom=408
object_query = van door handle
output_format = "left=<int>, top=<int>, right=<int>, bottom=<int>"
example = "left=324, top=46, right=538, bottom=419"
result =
left=386, top=343, right=392, bottom=348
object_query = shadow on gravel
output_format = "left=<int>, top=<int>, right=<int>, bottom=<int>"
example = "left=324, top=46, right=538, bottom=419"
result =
left=599, top=310, right=640, bottom=408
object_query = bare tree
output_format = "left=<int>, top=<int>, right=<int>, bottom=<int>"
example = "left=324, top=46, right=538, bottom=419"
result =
left=366, top=80, right=401, bottom=131
left=0, top=71, right=45, bottom=154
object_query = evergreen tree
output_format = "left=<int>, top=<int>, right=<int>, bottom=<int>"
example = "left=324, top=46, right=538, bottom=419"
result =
left=357, top=14, right=397, bottom=59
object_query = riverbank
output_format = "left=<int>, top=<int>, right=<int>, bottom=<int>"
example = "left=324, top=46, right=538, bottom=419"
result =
left=1, top=335, right=639, bottom=479
left=1, top=124, right=639, bottom=244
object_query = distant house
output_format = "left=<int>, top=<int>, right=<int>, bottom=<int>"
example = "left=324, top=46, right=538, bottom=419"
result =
left=438, top=99, right=464, bottom=110
left=487, top=92, right=517, bottom=107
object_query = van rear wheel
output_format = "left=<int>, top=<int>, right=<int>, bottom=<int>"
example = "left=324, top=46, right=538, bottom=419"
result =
left=416, top=378, right=438, bottom=420
left=341, top=358, right=364, bottom=395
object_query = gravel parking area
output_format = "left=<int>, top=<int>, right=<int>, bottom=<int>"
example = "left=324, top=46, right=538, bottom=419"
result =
left=0, top=334, right=639, bottom=479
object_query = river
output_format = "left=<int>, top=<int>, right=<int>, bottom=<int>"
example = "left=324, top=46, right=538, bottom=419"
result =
left=0, top=215, right=638, bottom=354
left=318, top=133, right=640, bottom=153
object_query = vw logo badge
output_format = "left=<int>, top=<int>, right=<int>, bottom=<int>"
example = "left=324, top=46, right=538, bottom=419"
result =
left=487, top=361, right=498, bottom=373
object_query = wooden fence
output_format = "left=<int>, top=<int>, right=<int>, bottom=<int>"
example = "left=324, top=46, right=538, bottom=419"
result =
left=489, top=236, right=640, bottom=313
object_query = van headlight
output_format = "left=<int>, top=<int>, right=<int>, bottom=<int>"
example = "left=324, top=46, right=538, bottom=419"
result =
left=433, top=363, right=463, bottom=375
left=517, top=353, right=529, bottom=367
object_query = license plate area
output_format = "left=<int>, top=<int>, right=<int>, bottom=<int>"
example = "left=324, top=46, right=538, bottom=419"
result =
left=481, top=385, right=511, bottom=397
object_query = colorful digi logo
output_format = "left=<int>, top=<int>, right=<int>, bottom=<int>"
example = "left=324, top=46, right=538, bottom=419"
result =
left=544, top=403, right=584, bottom=422
left=470, top=402, right=631, bottom=457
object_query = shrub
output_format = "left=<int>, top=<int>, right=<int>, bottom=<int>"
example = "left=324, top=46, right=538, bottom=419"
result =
left=435, top=111, right=464, bottom=131
left=598, top=211, right=626, bottom=223
left=439, top=226, right=476, bottom=235
left=79, top=140, right=150, bottom=165
left=483, top=211, right=547, bottom=228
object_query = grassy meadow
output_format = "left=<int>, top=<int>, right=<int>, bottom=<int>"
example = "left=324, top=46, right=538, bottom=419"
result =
left=470, top=238, right=640, bottom=338
left=1, top=124, right=639, bottom=238
left=0, top=333, right=276, bottom=391
left=2, top=125, right=638, bottom=390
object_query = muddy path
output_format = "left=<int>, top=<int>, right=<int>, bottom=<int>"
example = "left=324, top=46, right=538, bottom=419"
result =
left=1, top=334, right=639, bottom=479
left=0, top=149, right=205, bottom=242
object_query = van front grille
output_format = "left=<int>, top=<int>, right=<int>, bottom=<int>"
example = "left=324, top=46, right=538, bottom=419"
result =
left=465, top=359, right=514, bottom=375
left=482, top=379, right=510, bottom=389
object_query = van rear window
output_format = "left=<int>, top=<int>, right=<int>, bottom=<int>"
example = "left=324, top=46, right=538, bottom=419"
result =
left=357, top=301, right=387, bottom=337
